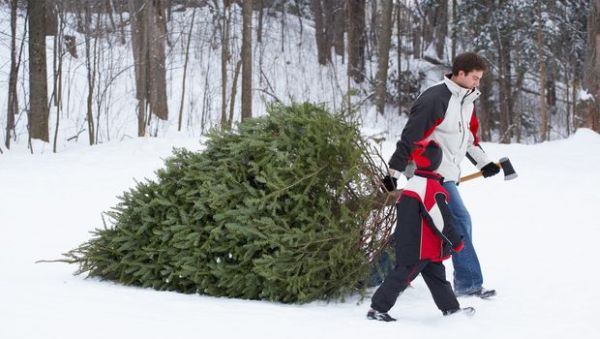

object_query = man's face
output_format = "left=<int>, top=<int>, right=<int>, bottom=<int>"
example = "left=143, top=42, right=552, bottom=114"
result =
left=454, top=70, right=483, bottom=89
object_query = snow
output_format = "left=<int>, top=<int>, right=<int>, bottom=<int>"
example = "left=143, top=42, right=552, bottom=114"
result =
left=1, top=128, right=599, bottom=338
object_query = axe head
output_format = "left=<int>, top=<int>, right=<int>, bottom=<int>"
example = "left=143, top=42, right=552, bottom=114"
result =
left=499, top=157, right=518, bottom=180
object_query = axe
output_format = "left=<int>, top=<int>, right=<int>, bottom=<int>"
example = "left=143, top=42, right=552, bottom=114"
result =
left=459, top=157, right=518, bottom=183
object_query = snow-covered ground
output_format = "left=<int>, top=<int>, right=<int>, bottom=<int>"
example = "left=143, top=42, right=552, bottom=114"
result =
left=1, top=129, right=599, bottom=339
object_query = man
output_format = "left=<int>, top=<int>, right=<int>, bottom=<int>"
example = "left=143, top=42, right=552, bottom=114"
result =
left=384, top=52, right=499, bottom=298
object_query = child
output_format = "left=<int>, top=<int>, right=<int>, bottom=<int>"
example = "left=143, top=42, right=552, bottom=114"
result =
left=367, top=140, right=474, bottom=321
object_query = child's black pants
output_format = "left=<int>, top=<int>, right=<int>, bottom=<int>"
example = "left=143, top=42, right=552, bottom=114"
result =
left=370, top=260, right=459, bottom=313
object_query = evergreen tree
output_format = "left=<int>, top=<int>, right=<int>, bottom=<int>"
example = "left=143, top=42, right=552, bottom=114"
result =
left=65, top=103, right=393, bottom=303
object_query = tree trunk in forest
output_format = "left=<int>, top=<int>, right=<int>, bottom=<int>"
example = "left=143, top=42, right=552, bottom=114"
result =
left=433, top=0, right=447, bottom=60
left=178, top=8, right=196, bottom=132
left=537, top=2, right=548, bottom=141
left=375, top=0, right=393, bottom=115
left=451, top=0, right=457, bottom=61
left=221, top=3, right=231, bottom=128
left=312, top=0, right=328, bottom=65
left=129, top=0, right=169, bottom=137
left=347, top=0, right=366, bottom=83
left=148, top=1, right=168, bottom=121
left=583, top=0, right=600, bottom=132
left=28, top=0, right=50, bottom=142
left=6, top=0, right=18, bottom=149
left=84, top=4, right=96, bottom=145
left=333, top=0, right=345, bottom=58
left=256, top=0, right=264, bottom=43
left=498, top=33, right=513, bottom=143
left=479, top=68, right=494, bottom=141
left=241, top=0, right=253, bottom=121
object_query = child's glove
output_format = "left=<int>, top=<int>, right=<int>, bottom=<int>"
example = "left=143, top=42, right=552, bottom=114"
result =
left=481, top=162, right=500, bottom=178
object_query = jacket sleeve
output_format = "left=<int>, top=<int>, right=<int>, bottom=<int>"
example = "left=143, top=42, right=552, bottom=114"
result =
left=466, top=108, right=491, bottom=169
left=434, top=192, right=463, bottom=249
left=389, top=91, right=446, bottom=171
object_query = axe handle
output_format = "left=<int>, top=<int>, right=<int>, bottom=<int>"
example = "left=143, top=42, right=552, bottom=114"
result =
left=459, top=162, right=500, bottom=183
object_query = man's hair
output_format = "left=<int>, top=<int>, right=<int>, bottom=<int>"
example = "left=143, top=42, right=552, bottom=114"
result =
left=452, top=52, right=488, bottom=75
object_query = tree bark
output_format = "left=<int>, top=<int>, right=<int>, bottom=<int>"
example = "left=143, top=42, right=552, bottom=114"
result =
left=433, top=0, right=448, bottom=59
left=498, top=33, right=513, bottom=143
left=537, top=1, right=548, bottom=141
left=6, top=0, right=19, bottom=149
left=347, top=0, right=366, bottom=83
left=478, top=67, right=494, bottom=141
left=28, top=0, right=50, bottom=142
left=312, top=0, right=329, bottom=65
left=583, top=0, right=600, bottom=132
left=178, top=8, right=196, bottom=132
left=221, top=2, right=231, bottom=128
left=256, top=0, right=264, bottom=43
left=241, top=0, right=253, bottom=121
left=84, top=4, right=96, bottom=145
left=375, top=0, right=393, bottom=115
left=129, top=0, right=169, bottom=137
left=333, top=0, right=345, bottom=58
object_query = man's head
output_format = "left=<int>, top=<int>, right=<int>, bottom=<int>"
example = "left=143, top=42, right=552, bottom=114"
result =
left=451, top=52, right=488, bottom=89
left=413, top=140, right=442, bottom=172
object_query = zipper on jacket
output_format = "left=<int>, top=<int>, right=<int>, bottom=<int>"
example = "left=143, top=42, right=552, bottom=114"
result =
left=458, top=91, right=473, bottom=150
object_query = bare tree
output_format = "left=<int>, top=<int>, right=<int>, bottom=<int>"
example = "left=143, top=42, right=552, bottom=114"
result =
left=347, top=0, right=366, bottom=83
left=178, top=8, right=197, bottom=132
left=536, top=1, right=548, bottom=141
left=84, top=3, right=99, bottom=145
left=5, top=0, right=19, bottom=149
left=28, top=0, right=50, bottom=143
left=241, top=0, right=253, bottom=121
left=220, top=0, right=232, bottom=128
left=375, top=0, right=393, bottom=115
left=583, top=0, right=600, bottom=132
left=312, top=0, right=329, bottom=65
left=129, top=0, right=169, bottom=137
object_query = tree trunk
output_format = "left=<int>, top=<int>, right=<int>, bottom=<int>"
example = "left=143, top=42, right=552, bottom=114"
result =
left=312, top=0, right=328, bottom=65
left=375, top=0, right=393, bottom=115
left=478, top=68, right=494, bottom=141
left=5, top=0, right=18, bottom=149
left=129, top=0, right=169, bottom=137
left=148, top=0, right=168, bottom=121
left=583, top=0, right=600, bottom=132
left=333, top=0, right=345, bottom=58
left=28, top=0, right=50, bottom=142
left=347, top=0, right=366, bottom=83
left=257, top=0, right=264, bottom=43
left=369, top=0, right=378, bottom=58
left=84, top=4, right=96, bottom=145
left=221, top=3, right=231, bottom=128
left=498, top=33, right=513, bottom=143
left=130, top=0, right=147, bottom=136
left=241, top=0, right=253, bottom=121
left=451, top=0, right=457, bottom=61
left=537, top=2, right=548, bottom=141
left=178, top=8, right=196, bottom=132
left=433, top=0, right=448, bottom=60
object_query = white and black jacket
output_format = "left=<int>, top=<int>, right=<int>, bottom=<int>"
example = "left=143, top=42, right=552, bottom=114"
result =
left=389, top=75, right=491, bottom=182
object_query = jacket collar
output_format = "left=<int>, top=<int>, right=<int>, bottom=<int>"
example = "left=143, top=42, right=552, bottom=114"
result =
left=443, top=74, right=481, bottom=104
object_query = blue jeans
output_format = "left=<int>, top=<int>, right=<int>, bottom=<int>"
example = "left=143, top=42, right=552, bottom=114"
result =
left=442, top=181, right=483, bottom=294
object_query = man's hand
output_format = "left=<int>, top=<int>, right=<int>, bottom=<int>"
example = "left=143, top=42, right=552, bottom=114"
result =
left=382, top=175, right=398, bottom=192
left=481, top=162, right=500, bottom=178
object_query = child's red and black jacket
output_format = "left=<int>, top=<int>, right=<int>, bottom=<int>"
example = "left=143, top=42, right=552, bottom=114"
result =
left=393, top=170, right=464, bottom=266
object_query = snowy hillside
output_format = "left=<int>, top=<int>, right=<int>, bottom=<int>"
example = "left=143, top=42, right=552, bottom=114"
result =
left=1, top=129, right=599, bottom=339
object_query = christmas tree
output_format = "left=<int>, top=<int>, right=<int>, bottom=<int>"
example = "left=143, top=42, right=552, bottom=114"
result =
left=65, top=103, right=395, bottom=303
